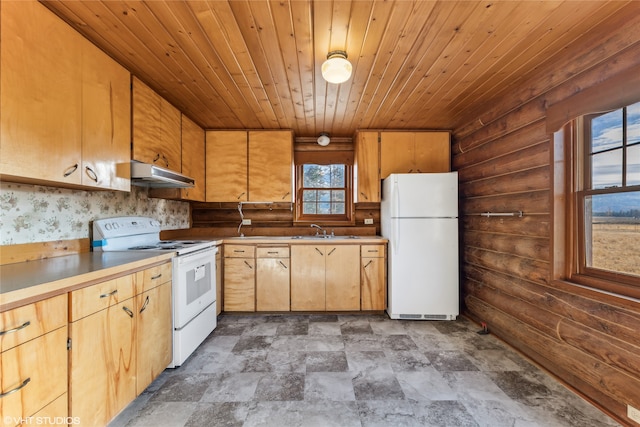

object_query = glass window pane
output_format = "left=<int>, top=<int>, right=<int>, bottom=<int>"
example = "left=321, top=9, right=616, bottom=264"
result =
left=332, top=190, right=345, bottom=202
left=303, top=203, right=316, bottom=214
left=330, top=165, right=345, bottom=187
left=628, top=102, right=640, bottom=145
left=586, top=192, right=640, bottom=277
left=591, top=148, right=622, bottom=189
left=318, top=190, right=331, bottom=202
left=591, top=109, right=622, bottom=153
left=318, top=203, right=331, bottom=214
left=629, top=144, right=640, bottom=186
left=332, top=202, right=345, bottom=214
left=303, top=164, right=331, bottom=188
left=302, top=190, right=317, bottom=202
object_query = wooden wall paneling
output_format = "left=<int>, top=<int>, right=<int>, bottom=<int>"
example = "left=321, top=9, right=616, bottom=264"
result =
left=462, top=215, right=550, bottom=238
left=460, top=166, right=550, bottom=199
left=463, top=246, right=549, bottom=285
left=464, top=231, right=549, bottom=262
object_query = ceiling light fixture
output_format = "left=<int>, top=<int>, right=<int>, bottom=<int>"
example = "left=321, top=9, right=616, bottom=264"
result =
left=317, top=132, right=330, bottom=146
left=321, top=50, right=352, bottom=84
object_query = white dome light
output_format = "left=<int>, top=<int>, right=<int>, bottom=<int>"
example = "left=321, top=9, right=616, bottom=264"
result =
left=321, top=51, right=352, bottom=84
left=317, top=133, right=330, bottom=146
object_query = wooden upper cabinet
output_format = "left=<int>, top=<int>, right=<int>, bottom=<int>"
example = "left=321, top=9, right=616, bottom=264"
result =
left=380, top=131, right=451, bottom=178
left=0, top=1, right=80, bottom=186
left=355, top=131, right=381, bottom=202
left=132, top=77, right=181, bottom=172
left=206, top=130, right=293, bottom=202
left=179, top=115, right=206, bottom=201
left=248, top=130, right=293, bottom=202
left=81, top=37, right=131, bottom=191
left=0, top=0, right=130, bottom=191
left=206, top=131, right=248, bottom=202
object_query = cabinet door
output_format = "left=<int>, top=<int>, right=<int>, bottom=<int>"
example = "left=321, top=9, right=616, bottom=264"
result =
left=380, top=132, right=415, bottom=178
left=132, top=77, right=181, bottom=171
left=69, top=299, right=136, bottom=426
left=361, top=257, right=386, bottom=310
left=0, top=327, right=67, bottom=422
left=81, top=38, right=131, bottom=191
left=248, top=130, right=293, bottom=201
left=325, top=245, right=360, bottom=311
left=355, top=131, right=380, bottom=202
left=414, top=132, right=451, bottom=173
left=290, top=246, right=326, bottom=311
left=256, top=258, right=290, bottom=311
left=180, top=115, right=206, bottom=201
left=0, top=0, right=82, bottom=186
left=206, top=131, right=248, bottom=201
left=136, top=282, right=172, bottom=395
left=223, top=258, right=255, bottom=311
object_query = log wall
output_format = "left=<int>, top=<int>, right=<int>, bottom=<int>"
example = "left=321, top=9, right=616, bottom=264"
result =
left=452, top=5, right=640, bottom=425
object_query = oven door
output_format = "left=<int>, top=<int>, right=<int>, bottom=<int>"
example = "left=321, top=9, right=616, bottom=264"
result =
left=173, top=247, right=217, bottom=329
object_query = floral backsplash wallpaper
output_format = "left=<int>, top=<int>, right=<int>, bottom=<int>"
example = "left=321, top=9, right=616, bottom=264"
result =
left=0, top=182, right=190, bottom=245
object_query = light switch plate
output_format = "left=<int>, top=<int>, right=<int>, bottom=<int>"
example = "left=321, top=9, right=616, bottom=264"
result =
left=629, top=405, right=640, bottom=423
left=364, top=218, right=374, bottom=225
left=242, top=219, right=252, bottom=225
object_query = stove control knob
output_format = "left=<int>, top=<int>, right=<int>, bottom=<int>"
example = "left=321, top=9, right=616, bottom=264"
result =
left=104, top=223, right=112, bottom=231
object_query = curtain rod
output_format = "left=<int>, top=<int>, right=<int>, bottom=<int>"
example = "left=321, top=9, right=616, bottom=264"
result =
left=465, top=211, right=524, bottom=218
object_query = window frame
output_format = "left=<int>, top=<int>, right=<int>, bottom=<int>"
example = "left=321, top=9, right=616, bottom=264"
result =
left=293, top=152, right=355, bottom=226
left=564, top=110, right=640, bottom=295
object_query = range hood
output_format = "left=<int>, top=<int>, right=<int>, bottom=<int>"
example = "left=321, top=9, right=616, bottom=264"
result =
left=130, top=161, right=195, bottom=188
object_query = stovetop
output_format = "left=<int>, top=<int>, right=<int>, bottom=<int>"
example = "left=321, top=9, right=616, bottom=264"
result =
left=92, top=216, right=214, bottom=255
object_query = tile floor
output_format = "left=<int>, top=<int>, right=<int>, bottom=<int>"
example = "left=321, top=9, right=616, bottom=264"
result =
left=110, top=314, right=620, bottom=427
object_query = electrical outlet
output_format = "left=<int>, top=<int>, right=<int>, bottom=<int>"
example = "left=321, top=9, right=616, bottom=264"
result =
left=242, top=219, right=252, bottom=225
left=629, top=405, right=640, bottom=423
left=364, top=218, right=374, bottom=225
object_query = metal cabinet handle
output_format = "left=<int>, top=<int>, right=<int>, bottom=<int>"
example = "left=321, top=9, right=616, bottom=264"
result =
left=234, top=250, right=245, bottom=253
left=99, top=289, right=118, bottom=299
left=0, top=378, right=31, bottom=398
left=0, top=321, right=31, bottom=336
left=151, top=273, right=162, bottom=280
left=122, top=306, right=134, bottom=318
left=267, top=251, right=279, bottom=254
left=237, top=192, right=245, bottom=200
left=367, top=250, right=379, bottom=253
left=244, top=260, right=253, bottom=269
left=85, top=166, right=98, bottom=182
left=139, top=295, right=150, bottom=313
left=63, top=164, right=78, bottom=177
left=162, top=154, right=169, bottom=168
left=363, top=260, right=373, bottom=269
left=360, top=192, right=369, bottom=200
left=281, top=192, right=290, bottom=200
left=279, top=260, right=288, bottom=269
left=327, top=248, right=336, bottom=256
left=153, top=153, right=161, bottom=163
left=315, top=248, right=323, bottom=256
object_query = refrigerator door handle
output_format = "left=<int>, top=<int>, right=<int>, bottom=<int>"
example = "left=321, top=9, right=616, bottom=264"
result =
left=392, top=180, right=400, bottom=254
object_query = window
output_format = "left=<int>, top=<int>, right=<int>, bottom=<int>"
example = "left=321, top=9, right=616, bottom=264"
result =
left=576, top=101, right=640, bottom=283
left=294, top=151, right=353, bottom=224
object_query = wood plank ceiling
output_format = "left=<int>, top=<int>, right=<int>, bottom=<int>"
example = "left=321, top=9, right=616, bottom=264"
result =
left=41, top=0, right=633, bottom=138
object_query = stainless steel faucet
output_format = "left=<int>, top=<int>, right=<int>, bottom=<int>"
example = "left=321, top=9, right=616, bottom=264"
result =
left=310, top=223, right=326, bottom=236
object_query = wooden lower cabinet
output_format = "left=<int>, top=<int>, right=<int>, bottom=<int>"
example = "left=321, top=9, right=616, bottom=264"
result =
left=290, top=245, right=360, bottom=311
left=68, top=297, right=137, bottom=426
left=0, top=294, right=68, bottom=423
left=361, top=245, right=386, bottom=310
left=256, top=247, right=290, bottom=311
left=136, top=281, right=172, bottom=395
left=68, top=262, right=172, bottom=425
left=224, top=245, right=256, bottom=312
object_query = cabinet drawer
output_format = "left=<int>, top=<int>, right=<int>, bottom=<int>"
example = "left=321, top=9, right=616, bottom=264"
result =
left=136, top=261, right=172, bottom=294
left=256, top=246, right=290, bottom=258
left=1, top=326, right=68, bottom=422
left=1, top=294, right=67, bottom=352
left=361, top=245, right=385, bottom=257
left=225, top=245, right=255, bottom=258
left=69, top=274, right=135, bottom=321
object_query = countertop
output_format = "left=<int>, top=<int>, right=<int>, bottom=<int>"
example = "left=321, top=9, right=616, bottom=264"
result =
left=221, top=235, right=388, bottom=244
left=0, top=251, right=174, bottom=311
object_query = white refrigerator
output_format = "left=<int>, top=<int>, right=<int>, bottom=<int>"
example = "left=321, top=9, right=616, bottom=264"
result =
left=381, top=172, right=459, bottom=320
